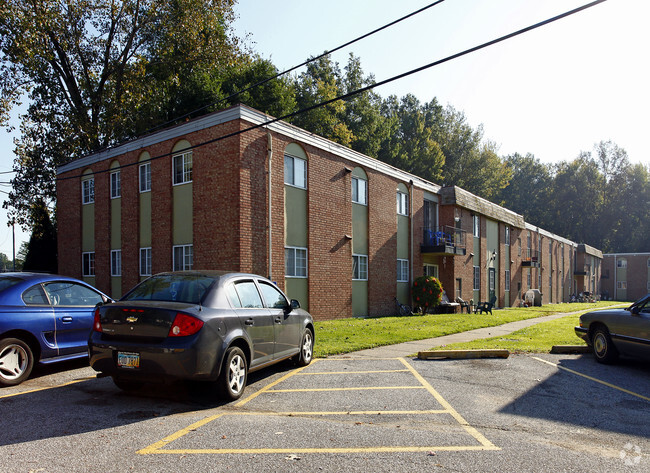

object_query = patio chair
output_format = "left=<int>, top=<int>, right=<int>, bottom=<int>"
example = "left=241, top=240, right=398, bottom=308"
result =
left=456, top=297, right=470, bottom=314
left=475, top=295, right=497, bottom=315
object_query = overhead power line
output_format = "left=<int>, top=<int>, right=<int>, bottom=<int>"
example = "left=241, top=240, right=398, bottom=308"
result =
left=57, top=0, right=608, bottom=182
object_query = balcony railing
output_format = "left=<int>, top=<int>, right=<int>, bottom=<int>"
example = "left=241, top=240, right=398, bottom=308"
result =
left=421, top=226, right=466, bottom=256
left=522, top=249, right=540, bottom=267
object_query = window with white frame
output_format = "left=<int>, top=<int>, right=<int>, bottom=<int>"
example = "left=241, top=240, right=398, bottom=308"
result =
left=472, top=215, right=480, bottom=238
left=173, top=244, right=193, bottom=271
left=505, top=226, right=510, bottom=246
left=353, top=254, right=368, bottom=280
left=284, top=155, right=306, bottom=189
left=140, top=247, right=152, bottom=276
left=111, top=250, right=122, bottom=276
left=424, top=264, right=438, bottom=278
left=82, top=178, right=95, bottom=204
left=285, top=247, right=307, bottom=277
left=173, top=151, right=193, bottom=185
left=110, top=170, right=121, bottom=199
left=617, top=281, right=627, bottom=289
left=352, top=177, right=367, bottom=205
left=527, top=271, right=532, bottom=288
left=505, top=269, right=510, bottom=291
left=473, top=266, right=480, bottom=290
left=396, top=192, right=408, bottom=216
left=82, top=252, right=95, bottom=276
left=139, top=162, right=151, bottom=192
left=397, top=259, right=409, bottom=282
left=617, top=258, right=627, bottom=268
left=647, top=258, right=650, bottom=268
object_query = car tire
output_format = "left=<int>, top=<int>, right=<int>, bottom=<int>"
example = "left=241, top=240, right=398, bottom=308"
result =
left=293, top=328, right=314, bottom=367
left=112, top=376, right=144, bottom=392
left=592, top=327, right=618, bottom=364
left=217, top=346, right=247, bottom=401
left=0, top=338, right=35, bottom=387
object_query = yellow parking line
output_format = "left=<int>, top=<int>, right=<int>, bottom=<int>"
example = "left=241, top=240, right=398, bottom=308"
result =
left=0, top=376, right=94, bottom=399
left=531, top=357, right=650, bottom=402
left=298, top=369, right=411, bottom=375
left=267, top=386, right=425, bottom=393
left=149, top=445, right=498, bottom=455
left=137, top=414, right=226, bottom=454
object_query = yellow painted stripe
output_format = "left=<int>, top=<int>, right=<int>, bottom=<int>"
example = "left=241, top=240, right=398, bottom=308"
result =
left=0, top=376, right=94, bottom=399
left=137, top=414, right=225, bottom=454
left=298, top=369, right=411, bottom=375
left=398, top=357, right=499, bottom=450
left=148, top=445, right=500, bottom=454
left=269, top=410, right=449, bottom=416
left=266, top=386, right=425, bottom=393
left=531, top=356, right=650, bottom=402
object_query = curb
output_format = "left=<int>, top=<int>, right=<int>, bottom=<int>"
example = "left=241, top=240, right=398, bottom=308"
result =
left=550, top=345, right=590, bottom=354
left=418, top=349, right=510, bottom=360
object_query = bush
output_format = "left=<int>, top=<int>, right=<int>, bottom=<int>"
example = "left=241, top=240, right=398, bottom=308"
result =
left=412, top=276, right=443, bottom=314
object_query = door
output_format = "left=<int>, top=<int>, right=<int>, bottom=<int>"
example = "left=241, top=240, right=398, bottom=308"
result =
left=257, top=280, right=301, bottom=360
left=488, top=268, right=496, bottom=302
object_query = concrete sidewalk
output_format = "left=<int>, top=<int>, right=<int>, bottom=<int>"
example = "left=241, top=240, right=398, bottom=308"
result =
left=331, top=311, right=584, bottom=359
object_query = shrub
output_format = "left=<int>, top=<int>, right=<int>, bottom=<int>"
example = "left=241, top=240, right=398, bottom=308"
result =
left=412, top=276, right=443, bottom=314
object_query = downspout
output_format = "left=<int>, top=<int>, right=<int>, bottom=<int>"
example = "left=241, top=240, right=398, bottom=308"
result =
left=267, top=131, right=273, bottom=280
left=614, top=254, right=617, bottom=300
left=409, top=180, right=414, bottom=305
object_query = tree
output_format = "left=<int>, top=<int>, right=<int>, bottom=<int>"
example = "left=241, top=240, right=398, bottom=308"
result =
left=22, top=198, right=57, bottom=273
left=1, top=0, right=245, bottom=228
left=498, top=153, right=552, bottom=225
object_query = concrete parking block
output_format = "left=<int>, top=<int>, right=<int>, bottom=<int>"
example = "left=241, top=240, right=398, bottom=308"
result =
left=418, top=349, right=510, bottom=360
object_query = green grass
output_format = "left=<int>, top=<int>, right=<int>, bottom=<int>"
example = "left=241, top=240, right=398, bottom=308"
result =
left=313, top=301, right=625, bottom=357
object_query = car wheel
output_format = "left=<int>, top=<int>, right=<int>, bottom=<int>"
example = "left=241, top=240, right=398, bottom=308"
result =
left=294, top=328, right=314, bottom=367
left=0, top=338, right=35, bottom=387
left=592, top=327, right=618, bottom=364
left=217, top=346, right=247, bottom=401
left=112, top=376, right=144, bottom=392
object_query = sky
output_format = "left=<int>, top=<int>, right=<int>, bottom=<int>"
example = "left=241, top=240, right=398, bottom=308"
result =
left=0, top=0, right=647, bottom=258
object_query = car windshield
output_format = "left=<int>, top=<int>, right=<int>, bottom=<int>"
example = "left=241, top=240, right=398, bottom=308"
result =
left=0, top=276, right=24, bottom=293
left=122, top=274, right=216, bottom=304
left=629, top=294, right=650, bottom=312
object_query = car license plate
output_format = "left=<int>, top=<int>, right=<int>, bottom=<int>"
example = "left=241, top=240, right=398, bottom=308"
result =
left=117, top=351, right=140, bottom=368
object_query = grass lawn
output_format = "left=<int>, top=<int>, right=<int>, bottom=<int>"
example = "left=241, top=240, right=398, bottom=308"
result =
left=313, top=301, right=627, bottom=357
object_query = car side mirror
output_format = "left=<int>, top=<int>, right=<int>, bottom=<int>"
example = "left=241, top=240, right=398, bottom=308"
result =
left=291, top=299, right=301, bottom=310
left=630, top=306, right=641, bottom=315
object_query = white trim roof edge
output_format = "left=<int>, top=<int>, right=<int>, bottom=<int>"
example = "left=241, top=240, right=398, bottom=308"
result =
left=524, top=222, right=578, bottom=247
left=603, top=252, right=650, bottom=257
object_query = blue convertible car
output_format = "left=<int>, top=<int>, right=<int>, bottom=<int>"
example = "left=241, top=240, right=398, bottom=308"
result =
left=0, top=273, right=111, bottom=386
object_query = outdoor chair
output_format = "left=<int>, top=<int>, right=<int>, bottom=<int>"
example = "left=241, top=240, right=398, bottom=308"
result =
left=475, top=295, right=497, bottom=315
left=456, top=297, right=470, bottom=314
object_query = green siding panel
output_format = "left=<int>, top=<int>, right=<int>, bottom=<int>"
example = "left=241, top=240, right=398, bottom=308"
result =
left=111, top=277, right=122, bottom=299
left=140, top=191, right=152, bottom=247
left=82, top=204, right=95, bottom=252
left=396, top=282, right=409, bottom=308
left=352, top=203, right=368, bottom=255
left=284, top=278, right=309, bottom=310
left=111, top=198, right=121, bottom=248
left=284, top=186, right=308, bottom=247
left=352, top=280, right=368, bottom=317
left=173, top=183, right=193, bottom=244
left=397, top=214, right=409, bottom=259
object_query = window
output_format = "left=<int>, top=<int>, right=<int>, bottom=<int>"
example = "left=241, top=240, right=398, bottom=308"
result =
left=617, top=281, right=627, bottom=289
left=284, top=155, right=306, bottom=188
left=472, top=215, right=480, bottom=238
left=527, top=271, right=532, bottom=288
left=424, top=264, right=438, bottom=278
left=617, top=258, right=627, bottom=268
left=111, top=250, right=122, bottom=276
left=285, top=247, right=307, bottom=277
left=353, top=254, right=368, bottom=280
left=173, top=151, right=192, bottom=185
left=232, top=280, right=263, bottom=308
left=505, top=270, right=510, bottom=291
left=140, top=247, right=152, bottom=276
left=397, top=259, right=409, bottom=282
left=110, top=171, right=121, bottom=199
left=82, top=252, right=95, bottom=276
left=505, top=226, right=510, bottom=246
left=396, top=192, right=408, bottom=216
left=352, top=177, right=367, bottom=205
left=43, top=282, right=104, bottom=307
left=455, top=278, right=462, bottom=300
left=258, top=281, right=289, bottom=309
left=648, top=258, right=650, bottom=268
left=139, top=162, right=151, bottom=192
left=82, top=178, right=95, bottom=204
left=173, top=244, right=193, bottom=271
left=473, top=266, right=480, bottom=290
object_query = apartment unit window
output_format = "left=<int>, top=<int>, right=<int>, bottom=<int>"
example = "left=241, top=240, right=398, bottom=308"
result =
left=82, top=252, right=95, bottom=276
left=111, top=250, right=122, bottom=276
left=648, top=258, right=650, bottom=268
left=473, top=266, right=480, bottom=290
left=285, top=247, right=308, bottom=277
left=139, top=162, right=151, bottom=192
left=617, top=258, right=627, bottom=268
left=173, top=151, right=193, bottom=185
left=110, top=171, right=121, bottom=199
left=397, top=259, right=409, bottom=282
left=527, top=272, right=532, bottom=288
left=472, top=215, right=480, bottom=238
left=140, top=247, right=152, bottom=276
left=396, top=192, right=408, bottom=216
left=505, top=226, right=510, bottom=246
left=82, top=178, right=95, bottom=204
left=173, top=244, right=193, bottom=271
left=284, top=155, right=306, bottom=189
left=647, top=281, right=650, bottom=291
left=424, top=264, right=438, bottom=278
left=455, top=278, right=462, bottom=299
left=617, top=281, right=627, bottom=289
left=352, top=177, right=367, bottom=205
left=353, top=254, right=368, bottom=280
left=505, top=270, right=510, bottom=291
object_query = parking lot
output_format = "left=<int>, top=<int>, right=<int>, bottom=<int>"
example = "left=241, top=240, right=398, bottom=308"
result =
left=1, top=353, right=648, bottom=472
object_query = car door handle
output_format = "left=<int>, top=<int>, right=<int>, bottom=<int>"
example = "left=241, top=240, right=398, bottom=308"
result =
left=244, top=319, right=254, bottom=326
left=61, top=316, right=73, bottom=323
left=275, top=317, right=282, bottom=324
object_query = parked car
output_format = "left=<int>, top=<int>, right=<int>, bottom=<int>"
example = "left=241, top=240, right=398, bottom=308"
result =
left=89, top=271, right=314, bottom=400
left=0, top=272, right=112, bottom=387
left=575, top=294, right=650, bottom=363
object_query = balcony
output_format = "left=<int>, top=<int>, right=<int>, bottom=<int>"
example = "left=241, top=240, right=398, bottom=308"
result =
left=421, top=226, right=466, bottom=256
left=574, top=264, right=590, bottom=276
left=522, top=249, right=540, bottom=267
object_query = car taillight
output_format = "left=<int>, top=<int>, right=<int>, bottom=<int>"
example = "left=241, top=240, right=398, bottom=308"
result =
left=168, top=313, right=204, bottom=337
left=93, top=307, right=102, bottom=332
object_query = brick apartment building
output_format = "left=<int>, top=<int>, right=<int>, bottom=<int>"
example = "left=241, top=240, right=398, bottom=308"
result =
left=56, top=105, right=602, bottom=319
left=601, top=253, right=650, bottom=301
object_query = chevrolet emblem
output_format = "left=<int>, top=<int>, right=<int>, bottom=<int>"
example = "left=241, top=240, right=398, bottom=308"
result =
left=126, top=316, right=138, bottom=323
